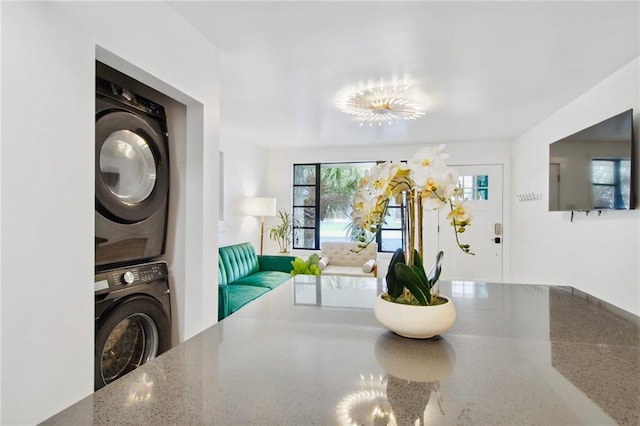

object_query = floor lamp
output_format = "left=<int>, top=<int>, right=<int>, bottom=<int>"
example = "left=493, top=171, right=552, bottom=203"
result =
left=244, top=197, right=277, bottom=255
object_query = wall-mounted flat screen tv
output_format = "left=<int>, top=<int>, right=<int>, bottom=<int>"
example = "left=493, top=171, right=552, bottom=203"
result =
left=549, top=109, right=635, bottom=211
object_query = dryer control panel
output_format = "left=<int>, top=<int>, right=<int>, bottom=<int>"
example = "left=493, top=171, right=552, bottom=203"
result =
left=96, top=76, right=167, bottom=120
left=94, top=261, right=169, bottom=295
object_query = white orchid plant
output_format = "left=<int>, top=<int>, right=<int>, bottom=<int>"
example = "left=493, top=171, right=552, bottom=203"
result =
left=351, top=145, right=474, bottom=306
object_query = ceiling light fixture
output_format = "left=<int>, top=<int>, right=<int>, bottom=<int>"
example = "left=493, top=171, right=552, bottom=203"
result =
left=336, top=78, right=426, bottom=127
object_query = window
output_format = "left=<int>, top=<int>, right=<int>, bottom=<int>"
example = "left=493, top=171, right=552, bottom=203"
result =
left=377, top=195, right=403, bottom=252
left=457, top=175, right=489, bottom=200
left=292, top=164, right=319, bottom=249
left=292, top=162, right=400, bottom=252
left=591, top=159, right=631, bottom=209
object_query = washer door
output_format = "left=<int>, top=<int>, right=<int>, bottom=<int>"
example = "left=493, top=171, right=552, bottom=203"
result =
left=95, top=110, right=169, bottom=224
left=95, top=295, right=171, bottom=390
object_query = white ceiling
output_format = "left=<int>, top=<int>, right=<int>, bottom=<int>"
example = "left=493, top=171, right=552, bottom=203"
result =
left=170, top=1, right=640, bottom=148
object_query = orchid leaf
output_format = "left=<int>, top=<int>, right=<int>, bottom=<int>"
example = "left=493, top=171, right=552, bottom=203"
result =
left=410, top=265, right=432, bottom=305
left=412, top=249, right=427, bottom=279
left=385, top=248, right=405, bottom=298
left=409, top=250, right=432, bottom=303
left=394, top=263, right=429, bottom=305
left=410, top=263, right=429, bottom=288
left=427, top=251, right=444, bottom=286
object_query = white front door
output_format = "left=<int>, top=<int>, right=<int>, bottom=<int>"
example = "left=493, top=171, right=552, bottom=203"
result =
left=423, top=164, right=504, bottom=282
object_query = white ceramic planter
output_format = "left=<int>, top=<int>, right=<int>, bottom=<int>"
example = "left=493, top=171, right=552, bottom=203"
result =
left=374, top=294, right=456, bottom=339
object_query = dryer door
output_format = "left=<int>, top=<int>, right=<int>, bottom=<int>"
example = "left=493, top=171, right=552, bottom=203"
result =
left=95, top=110, right=169, bottom=224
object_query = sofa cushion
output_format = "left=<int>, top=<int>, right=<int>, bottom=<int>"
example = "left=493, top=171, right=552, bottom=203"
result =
left=323, top=265, right=375, bottom=277
left=318, top=256, right=330, bottom=270
left=219, top=242, right=259, bottom=283
left=218, top=256, right=228, bottom=286
left=228, top=285, right=270, bottom=314
left=258, top=255, right=296, bottom=273
left=218, top=284, right=230, bottom=321
left=321, top=242, right=377, bottom=267
left=218, top=243, right=296, bottom=321
left=362, top=259, right=376, bottom=273
left=233, top=270, right=291, bottom=290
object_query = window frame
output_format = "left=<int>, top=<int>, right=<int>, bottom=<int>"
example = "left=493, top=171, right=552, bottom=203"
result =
left=292, top=161, right=403, bottom=253
left=292, top=163, right=321, bottom=250
left=375, top=197, right=403, bottom=253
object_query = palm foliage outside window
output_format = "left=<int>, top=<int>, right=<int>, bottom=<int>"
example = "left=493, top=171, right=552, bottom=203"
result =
left=292, top=162, right=403, bottom=252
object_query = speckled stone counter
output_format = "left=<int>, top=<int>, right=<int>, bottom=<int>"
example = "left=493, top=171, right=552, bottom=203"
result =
left=42, top=276, right=640, bottom=425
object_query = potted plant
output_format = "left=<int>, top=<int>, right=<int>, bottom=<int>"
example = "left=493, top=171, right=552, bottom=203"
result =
left=269, top=210, right=296, bottom=254
left=290, top=253, right=322, bottom=276
left=351, top=144, right=474, bottom=338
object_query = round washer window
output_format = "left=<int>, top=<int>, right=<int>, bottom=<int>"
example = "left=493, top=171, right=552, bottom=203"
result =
left=100, top=313, right=159, bottom=385
left=99, top=130, right=157, bottom=205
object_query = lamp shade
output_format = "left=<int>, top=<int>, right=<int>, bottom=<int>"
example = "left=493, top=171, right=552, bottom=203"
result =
left=244, top=197, right=277, bottom=217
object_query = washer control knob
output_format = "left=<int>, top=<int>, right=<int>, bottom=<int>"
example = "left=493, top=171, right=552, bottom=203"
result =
left=122, top=271, right=135, bottom=285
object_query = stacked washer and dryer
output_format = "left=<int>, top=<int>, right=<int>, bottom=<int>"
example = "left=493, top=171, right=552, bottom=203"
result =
left=94, top=71, right=172, bottom=390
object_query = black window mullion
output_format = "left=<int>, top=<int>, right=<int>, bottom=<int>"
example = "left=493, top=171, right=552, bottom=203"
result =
left=376, top=160, right=407, bottom=253
left=292, top=163, right=320, bottom=250
left=314, top=164, right=321, bottom=250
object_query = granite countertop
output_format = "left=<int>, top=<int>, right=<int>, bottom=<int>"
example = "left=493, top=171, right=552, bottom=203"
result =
left=42, top=276, right=640, bottom=425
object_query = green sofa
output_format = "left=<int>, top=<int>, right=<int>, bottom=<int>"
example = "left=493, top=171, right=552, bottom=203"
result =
left=218, top=242, right=295, bottom=320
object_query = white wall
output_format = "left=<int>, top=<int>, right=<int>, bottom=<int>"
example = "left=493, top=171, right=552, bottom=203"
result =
left=510, top=57, right=640, bottom=316
left=1, top=2, right=220, bottom=424
left=218, top=137, right=270, bottom=249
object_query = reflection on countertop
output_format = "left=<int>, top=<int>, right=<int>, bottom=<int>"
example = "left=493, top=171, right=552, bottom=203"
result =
left=293, top=274, right=383, bottom=308
left=41, top=278, right=639, bottom=425
left=549, top=286, right=640, bottom=425
left=377, top=333, right=455, bottom=425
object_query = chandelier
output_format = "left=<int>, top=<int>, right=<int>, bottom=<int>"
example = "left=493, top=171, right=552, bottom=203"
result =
left=336, top=78, right=426, bottom=127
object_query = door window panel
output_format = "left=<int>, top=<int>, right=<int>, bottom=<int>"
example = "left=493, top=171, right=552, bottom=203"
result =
left=458, top=175, right=489, bottom=201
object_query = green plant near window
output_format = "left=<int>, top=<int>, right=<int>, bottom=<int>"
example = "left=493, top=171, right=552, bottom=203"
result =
left=269, top=210, right=297, bottom=253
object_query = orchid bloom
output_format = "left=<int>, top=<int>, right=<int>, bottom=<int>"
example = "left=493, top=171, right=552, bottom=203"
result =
left=410, top=145, right=459, bottom=208
left=352, top=145, right=473, bottom=255
left=352, top=183, right=388, bottom=234
left=447, top=200, right=472, bottom=224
